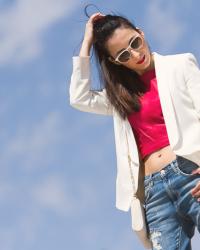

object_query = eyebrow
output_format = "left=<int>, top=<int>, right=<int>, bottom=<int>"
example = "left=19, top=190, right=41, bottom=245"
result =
left=115, top=35, right=137, bottom=57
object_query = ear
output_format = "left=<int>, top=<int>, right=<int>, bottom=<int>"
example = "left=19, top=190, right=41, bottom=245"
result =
left=108, top=56, right=121, bottom=65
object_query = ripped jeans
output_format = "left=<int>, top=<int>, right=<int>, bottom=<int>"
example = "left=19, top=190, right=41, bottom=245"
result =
left=143, top=155, right=200, bottom=250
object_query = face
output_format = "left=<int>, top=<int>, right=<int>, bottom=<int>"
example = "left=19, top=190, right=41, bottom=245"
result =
left=105, top=27, right=154, bottom=75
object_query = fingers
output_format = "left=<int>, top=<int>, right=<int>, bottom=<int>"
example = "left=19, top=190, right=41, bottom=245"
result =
left=90, top=12, right=105, bottom=19
left=83, top=12, right=105, bottom=46
left=191, top=168, right=200, bottom=175
left=88, top=12, right=105, bottom=24
left=190, top=169, right=200, bottom=202
left=191, top=181, right=200, bottom=195
left=191, top=180, right=200, bottom=201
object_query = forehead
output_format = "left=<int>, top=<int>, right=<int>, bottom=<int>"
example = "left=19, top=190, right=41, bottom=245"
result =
left=106, top=27, right=139, bottom=57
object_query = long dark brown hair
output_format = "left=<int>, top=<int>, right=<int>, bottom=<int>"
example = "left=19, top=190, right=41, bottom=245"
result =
left=85, top=9, right=151, bottom=120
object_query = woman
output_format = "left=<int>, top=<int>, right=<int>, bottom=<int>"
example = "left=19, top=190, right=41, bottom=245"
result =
left=69, top=11, right=200, bottom=250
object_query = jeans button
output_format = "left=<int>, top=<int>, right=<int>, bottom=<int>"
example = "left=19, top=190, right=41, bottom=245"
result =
left=160, top=169, right=165, bottom=175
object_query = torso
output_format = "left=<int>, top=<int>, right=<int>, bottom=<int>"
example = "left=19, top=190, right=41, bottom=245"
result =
left=142, top=145, right=176, bottom=176
left=130, top=61, right=177, bottom=176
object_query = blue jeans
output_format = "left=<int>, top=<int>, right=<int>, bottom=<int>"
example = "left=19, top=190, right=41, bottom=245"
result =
left=143, top=155, right=200, bottom=250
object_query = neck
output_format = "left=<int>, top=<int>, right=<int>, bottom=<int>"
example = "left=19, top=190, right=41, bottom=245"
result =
left=136, top=53, right=155, bottom=76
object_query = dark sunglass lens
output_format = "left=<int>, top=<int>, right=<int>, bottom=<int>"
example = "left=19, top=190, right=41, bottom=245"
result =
left=131, top=37, right=142, bottom=49
left=118, top=51, right=130, bottom=62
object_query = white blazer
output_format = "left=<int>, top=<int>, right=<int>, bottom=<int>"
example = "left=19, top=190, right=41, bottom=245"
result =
left=69, top=51, right=200, bottom=249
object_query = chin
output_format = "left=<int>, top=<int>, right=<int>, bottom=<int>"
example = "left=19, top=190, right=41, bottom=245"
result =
left=144, top=55, right=151, bottom=69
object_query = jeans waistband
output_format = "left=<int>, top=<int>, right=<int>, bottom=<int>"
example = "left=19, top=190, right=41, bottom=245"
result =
left=144, top=154, right=183, bottom=184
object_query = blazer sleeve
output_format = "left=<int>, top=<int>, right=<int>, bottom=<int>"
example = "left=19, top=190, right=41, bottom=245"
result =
left=183, top=53, right=200, bottom=119
left=69, top=56, right=113, bottom=116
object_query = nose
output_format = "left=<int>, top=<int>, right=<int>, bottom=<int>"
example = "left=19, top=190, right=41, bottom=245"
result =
left=129, top=48, right=140, bottom=59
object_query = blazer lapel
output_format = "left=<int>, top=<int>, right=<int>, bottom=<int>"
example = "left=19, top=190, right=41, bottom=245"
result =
left=117, top=52, right=180, bottom=169
left=153, top=52, right=180, bottom=148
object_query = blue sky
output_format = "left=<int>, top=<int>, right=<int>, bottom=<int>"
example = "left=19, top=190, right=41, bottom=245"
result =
left=0, top=0, right=200, bottom=249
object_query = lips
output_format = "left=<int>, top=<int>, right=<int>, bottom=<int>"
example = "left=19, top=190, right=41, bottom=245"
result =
left=137, top=55, right=145, bottom=64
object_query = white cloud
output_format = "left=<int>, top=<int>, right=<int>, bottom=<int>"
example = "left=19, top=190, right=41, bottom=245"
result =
left=145, top=0, right=186, bottom=51
left=0, top=173, right=100, bottom=248
left=32, top=175, right=72, bottom=216
left=0, top=0, right=79, bottom=65
left=0, top=201, right=44, bottom=249
left=31, top=173, right=99, bottom=217
left=0, top=111, right=64, bottom=169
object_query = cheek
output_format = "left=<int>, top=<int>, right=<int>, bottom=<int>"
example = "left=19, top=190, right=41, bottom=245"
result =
left=123, top=61, right=138, bottom=70
left=145, top=52, right=151, bottom=62
left=123, top=58, right=136, bottom=66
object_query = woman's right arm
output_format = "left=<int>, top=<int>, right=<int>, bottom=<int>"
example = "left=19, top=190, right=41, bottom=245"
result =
left=69, top=13, right=113, bottom=116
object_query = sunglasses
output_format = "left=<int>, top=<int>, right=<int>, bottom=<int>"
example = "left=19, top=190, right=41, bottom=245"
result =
left=114, top=35, right=143, bottom=63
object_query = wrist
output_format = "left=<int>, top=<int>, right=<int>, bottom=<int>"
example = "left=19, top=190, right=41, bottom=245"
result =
left=79, top=40, right=92, bottom=57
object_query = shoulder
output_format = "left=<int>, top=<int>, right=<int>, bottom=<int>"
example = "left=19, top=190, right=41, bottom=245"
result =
left=170, top=52, right=200, bottom=71
left=167, top=53, right=200, bottom=79
left=155, top=51, right=198, bottom=64
left=154, top=52, right=200, bottom=72
left=154, top=51, right=196, bottom=59
left=169, top=52, right=198, bottom=62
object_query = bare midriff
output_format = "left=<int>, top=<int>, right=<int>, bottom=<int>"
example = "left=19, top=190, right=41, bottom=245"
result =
left=143, top=145, right=176, bottom=176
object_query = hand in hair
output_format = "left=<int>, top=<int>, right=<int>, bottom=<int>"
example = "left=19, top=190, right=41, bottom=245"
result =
left=84, top=12, right=105, bottom=44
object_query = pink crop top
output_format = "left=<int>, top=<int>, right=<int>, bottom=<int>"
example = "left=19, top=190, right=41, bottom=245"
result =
left=127, top=68, right=170, bottom=160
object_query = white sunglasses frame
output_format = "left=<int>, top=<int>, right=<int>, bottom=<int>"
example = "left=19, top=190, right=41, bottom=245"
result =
left=114, top=35, right=144, bottom=64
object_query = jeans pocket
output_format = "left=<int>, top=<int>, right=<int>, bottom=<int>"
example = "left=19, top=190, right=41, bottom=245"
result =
left=176, top=156, right=200, bottom=176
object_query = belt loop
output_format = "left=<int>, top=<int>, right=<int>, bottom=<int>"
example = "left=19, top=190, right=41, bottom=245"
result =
left=171, top=156, right=179, bottom=173
left=144, top=173, right=153, bottom=187
left=149, top=173, right=154, bottom=186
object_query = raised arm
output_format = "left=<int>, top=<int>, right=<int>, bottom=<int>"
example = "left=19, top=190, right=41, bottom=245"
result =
left=69, top=13, right=113, bottom=116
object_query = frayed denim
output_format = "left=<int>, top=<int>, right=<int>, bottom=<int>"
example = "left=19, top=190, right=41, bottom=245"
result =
left=143, top=155, right=200, bottom=250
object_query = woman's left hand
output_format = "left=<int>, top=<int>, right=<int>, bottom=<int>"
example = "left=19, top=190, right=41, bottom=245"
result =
left=191, top=168, right=200, bottom=201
